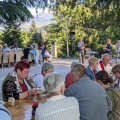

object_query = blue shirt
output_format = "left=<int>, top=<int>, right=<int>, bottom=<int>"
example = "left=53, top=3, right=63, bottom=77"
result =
left=0, top=104, right=11, bottom=120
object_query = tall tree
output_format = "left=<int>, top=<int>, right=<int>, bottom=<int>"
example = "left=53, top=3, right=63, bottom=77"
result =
left=0, top=0, right=48, bottom=24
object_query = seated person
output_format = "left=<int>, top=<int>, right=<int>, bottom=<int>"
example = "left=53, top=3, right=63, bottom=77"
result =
left=33, top=62, right=54, bottom=90
left=35, top=72, right=80, bottom=120
left=23, top=44, right=31, bottom=61
left=112, top=64, right=120, bottom=90
left=0, top=104, right=11, bottom=120
left=95, top=71, right=120, bottom=120
left=38, top=44, right=45, bottom=63
left=96, top=53, right=112, bottom=74
left=43, top=45, right=52, bottom=61
left=2, top=60, right=37, bottom=102
left=64, top=64, right=112, bottom=120
left=86, top=57, right=98, bottom=81
left=65, top=61, right=80, bottom=88
left=28, top=45, right=36, bottom=61
left=2, top=43, right=11, bottom=52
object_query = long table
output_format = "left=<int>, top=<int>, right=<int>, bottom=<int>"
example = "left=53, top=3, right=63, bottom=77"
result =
left=4, top=96, right=47, bottom=120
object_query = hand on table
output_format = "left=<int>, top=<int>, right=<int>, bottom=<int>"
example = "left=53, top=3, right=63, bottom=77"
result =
left=28, top=88, right=37, bottom=95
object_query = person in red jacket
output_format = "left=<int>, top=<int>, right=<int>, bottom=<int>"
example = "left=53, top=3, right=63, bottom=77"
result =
left=65, top=61, right=80, bottom=88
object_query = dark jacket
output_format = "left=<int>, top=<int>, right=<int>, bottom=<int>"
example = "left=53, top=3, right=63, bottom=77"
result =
left=105, top=44, right=113, bottom=55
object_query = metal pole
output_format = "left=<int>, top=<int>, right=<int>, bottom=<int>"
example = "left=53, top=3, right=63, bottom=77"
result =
left=66, top=22, right=69, bottom=58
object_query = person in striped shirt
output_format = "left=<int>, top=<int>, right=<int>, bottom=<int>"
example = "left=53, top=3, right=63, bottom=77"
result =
left=35, top=72, right=80, bottom=120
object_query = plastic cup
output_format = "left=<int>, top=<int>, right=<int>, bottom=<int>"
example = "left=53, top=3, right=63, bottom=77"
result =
left=8, top=97, right=15, bottom=105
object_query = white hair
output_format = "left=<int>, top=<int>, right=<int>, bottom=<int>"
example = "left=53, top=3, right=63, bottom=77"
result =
left=102, top=53, right=110, bottom=59
left=43, top=72, right=65, bottom=93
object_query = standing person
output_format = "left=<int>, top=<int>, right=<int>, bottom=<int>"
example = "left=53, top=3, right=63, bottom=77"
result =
left=64, top=64, right=112, bottom=120
left=77, top=38, right=84, bottom=63
left=116, top=40, right=120, bottom=63
left=35, top=72, right=80, bottom=120
left=104, top=39, right=113, bottom=60
left=95, top=71, right=120, bottom=120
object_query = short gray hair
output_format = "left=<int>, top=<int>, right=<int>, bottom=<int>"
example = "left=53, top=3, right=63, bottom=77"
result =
left=71, top=64, right=87, bottom=78
left=102, top=53, right=110, bottom=59
left=42, top=62, right=54, bottom=72
left=71, top=61, right=80, bottom=68
left=43, top=72, right=65, bottom=93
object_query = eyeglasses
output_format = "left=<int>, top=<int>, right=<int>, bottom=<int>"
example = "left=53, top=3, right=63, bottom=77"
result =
left=22, top=70, right=30, bottom=74
left=104, top=59, right=110, bottom=61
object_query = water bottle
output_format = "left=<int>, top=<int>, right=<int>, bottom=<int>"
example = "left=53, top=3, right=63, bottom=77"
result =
left=32, top=94, right=39, bottom=115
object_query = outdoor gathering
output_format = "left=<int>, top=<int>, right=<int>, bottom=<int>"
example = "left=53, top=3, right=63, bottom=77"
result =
left=0, top=0, right=120, bottom=120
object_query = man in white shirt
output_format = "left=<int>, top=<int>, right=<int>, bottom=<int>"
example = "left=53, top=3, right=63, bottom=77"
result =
left=77, top=38, right=84, bottom=63
left=35, top=72, right=80, bottom=120
left=96, top=53, right=112, bottom=74
left=32, top=62, right=54, bottom=90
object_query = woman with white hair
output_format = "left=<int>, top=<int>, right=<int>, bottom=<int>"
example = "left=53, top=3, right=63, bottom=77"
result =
left=86, top=57, right=98, bottom=81
left=35, top=72, right=80, bottom=120
left=32, top=62, right=54, bottom=90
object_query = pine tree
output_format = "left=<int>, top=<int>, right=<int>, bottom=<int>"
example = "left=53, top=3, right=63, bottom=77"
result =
left=29, top=20, right=38, bottom=36
left=29, top=20, right=42, bottom=44
left=2, top=21, right=22, bottom=47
